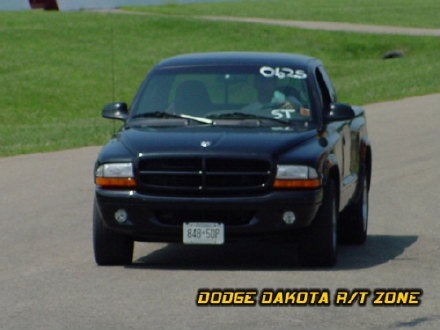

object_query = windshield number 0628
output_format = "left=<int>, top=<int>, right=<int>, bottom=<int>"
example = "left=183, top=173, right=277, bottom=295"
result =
left=259, top=66, right=307, bottom=80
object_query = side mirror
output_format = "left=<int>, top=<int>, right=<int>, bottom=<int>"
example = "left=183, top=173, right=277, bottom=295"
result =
left=326, top=103, right=355, bottom=122
left=102, top=102, right=128, bottom=121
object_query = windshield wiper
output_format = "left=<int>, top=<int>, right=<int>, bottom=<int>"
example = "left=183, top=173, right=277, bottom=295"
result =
left=206, top=112, right=290, bottom=125
left=131, top=111, right=212, bottom=124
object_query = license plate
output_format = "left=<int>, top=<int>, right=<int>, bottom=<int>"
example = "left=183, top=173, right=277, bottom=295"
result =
left=183, top=222, right=224, bottom=245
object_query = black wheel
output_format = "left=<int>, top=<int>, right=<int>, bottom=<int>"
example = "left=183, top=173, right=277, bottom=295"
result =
left=339, top=170, right=369, bottom=245
left=93, top=203, right=134, bottom=266
left=298, top=178, right=338, bottom=267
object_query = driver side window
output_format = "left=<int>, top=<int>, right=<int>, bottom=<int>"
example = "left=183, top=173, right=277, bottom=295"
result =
left=316, top=67, right=333, bottom=112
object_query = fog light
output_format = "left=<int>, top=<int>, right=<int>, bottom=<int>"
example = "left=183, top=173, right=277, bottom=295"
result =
left=114, top=209, right=128, bottom=224
left=282, top=211, right=296, bottom=225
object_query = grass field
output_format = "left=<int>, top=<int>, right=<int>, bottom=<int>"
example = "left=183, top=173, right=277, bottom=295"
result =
left=0, top=9, right=439, bottom=156
left=125, top=0, right=440, bottom=29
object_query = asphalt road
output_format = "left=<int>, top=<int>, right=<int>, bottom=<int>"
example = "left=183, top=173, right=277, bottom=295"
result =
left=200, top=16, right=440, bottom=36
left=98, top=9, right=440, bottom=36
left=1, top=94, right=439, bottom=330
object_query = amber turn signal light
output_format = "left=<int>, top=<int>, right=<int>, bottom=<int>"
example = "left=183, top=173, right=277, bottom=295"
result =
left=273, top=179, right=321, bottom=188
left=95, top=177, right=137, bottom=188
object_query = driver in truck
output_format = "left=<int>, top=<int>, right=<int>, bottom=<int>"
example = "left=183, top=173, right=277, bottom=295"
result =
left=242, top=75, right=310, bottom=118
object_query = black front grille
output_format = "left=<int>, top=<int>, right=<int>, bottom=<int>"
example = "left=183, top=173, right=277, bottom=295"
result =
left=137, top=156, right=273, bottom=196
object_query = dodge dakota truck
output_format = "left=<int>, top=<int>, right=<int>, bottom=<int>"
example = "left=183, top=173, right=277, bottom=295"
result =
left=93, top=52, right=372, bottom=267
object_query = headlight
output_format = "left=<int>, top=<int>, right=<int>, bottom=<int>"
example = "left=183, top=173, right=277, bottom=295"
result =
left=274, top=165, right=320, bottom=188
left=95, top=163, right=136, bottom=188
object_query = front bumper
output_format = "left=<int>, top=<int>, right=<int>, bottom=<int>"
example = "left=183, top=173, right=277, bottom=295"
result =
left=95, top=188, right=323, bottom=243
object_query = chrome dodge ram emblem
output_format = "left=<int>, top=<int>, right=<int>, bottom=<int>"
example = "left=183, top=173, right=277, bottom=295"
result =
left=200, top=141, right=211, bottom=148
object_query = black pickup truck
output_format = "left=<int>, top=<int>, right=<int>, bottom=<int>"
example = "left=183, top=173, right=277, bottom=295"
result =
left=93, top=52, right=372, bottom=267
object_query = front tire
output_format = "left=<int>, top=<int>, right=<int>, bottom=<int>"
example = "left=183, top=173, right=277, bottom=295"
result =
left=298, top=178, right=338, bottom=267
left=93, top=203, right=134, bottom=266
left=339, top=171, right=369, bottom=245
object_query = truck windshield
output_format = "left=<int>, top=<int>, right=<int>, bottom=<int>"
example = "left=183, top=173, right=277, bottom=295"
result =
left=130, top=65, right=315, bottom=125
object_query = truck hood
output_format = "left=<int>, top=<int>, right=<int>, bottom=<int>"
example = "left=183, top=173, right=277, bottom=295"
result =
left=117, top=126, right=317, bottom=158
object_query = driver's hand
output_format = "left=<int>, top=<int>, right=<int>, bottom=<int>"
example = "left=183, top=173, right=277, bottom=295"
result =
left=299, top=107, right=311, bottom=116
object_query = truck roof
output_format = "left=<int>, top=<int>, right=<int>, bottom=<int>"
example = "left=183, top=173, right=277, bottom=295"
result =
left=155, top=52, right=318, bottom=69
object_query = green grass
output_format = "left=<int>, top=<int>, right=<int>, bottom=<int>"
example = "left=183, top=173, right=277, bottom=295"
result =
left=0, top=10, right=439, bottom=157
left=125, top=0, right=440, bottom=29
